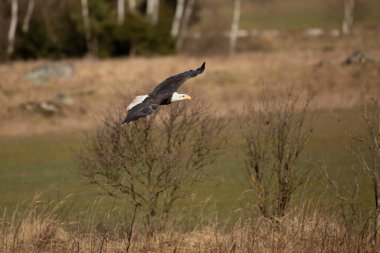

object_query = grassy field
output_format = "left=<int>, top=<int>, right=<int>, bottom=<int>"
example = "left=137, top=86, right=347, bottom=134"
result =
left=199, top=0, right=380, bottom=30
left=1, top=43, right=379, bottom=209
left=0, top=107, right=374, bottom=216
left=0, top=1, right=379, bottom=250
left=1, top=24, right=380, bottom=251
left=0, top=48, right=379, bottom=219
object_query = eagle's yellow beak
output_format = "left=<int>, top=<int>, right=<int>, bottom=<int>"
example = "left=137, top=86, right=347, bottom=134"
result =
left=184, top=95, right=192, bottom=100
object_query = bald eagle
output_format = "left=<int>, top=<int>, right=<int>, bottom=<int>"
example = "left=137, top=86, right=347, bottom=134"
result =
left=122, top=62, right=206, bottom=124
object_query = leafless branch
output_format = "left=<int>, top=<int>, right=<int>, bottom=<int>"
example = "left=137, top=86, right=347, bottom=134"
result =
left=241, top=90, right=313, bottom=220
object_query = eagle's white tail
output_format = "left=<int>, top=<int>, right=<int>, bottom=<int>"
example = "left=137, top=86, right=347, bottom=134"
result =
left=126, top=95, right=149, bottom=110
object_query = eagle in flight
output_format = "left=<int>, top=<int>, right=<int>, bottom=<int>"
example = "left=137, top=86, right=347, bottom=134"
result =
left=122, top=62, right=206, bottom=124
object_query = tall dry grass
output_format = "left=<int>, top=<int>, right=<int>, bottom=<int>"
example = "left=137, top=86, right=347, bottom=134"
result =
left=0, top=196, right=375, bottom=253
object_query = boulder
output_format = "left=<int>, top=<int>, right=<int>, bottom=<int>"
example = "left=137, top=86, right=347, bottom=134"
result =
left=39, top=101, right=59, bottom=115
left=304, top=28, right=324, bottom=37
left=25, top=62, right=74, bottom=85
left=56, top=92, right=74, bottom=106
left=341, top=50, right=375, bottom=66
left=20, top=100, right=60, bottom=116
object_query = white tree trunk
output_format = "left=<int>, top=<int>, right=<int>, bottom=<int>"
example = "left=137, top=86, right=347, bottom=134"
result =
left=171, top=0, right=185, bottom=38
left=342, top=0, right=355, bottom=35
left=128, top=0, right=137, bottom=13
left=146, top=0, right=159, bottom=25
left=229, top=0, right=241, bottom=55
left=22, top=0, right=34, bottom=33
left=176, top=0, right=195, bottom=51
left=7, top=0, right=18, bottom=55
left=81, top=0, right=92, bottom=54
left=117, top=0, right=125, bottom=25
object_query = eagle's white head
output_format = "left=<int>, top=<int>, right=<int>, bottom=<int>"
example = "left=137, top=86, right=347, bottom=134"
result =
left=171, top=92, right=191, bottom=102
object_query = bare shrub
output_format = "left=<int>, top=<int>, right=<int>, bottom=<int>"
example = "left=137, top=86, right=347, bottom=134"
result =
left=78, top=99, right=225, bottom=235
left=321, top=84, right=380, bottom=248
left=240, top=90, right=313, bottom=220
left=321, top=162, right=372, bottom=249
left=358, top=85, right=380, bottom=245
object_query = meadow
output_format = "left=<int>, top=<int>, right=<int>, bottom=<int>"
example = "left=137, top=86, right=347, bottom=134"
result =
left=0, top=107, right=374, bottom=213
left=200, top=0, right=380, bottom=30
left=1, top=24, right=380, bottom=251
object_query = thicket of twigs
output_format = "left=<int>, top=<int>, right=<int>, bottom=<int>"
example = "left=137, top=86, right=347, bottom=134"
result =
left=78, top=100, right=225, bottom=236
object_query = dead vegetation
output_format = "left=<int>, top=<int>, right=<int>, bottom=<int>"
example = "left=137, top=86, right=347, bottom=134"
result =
left=0, top=196, right=376, bottom=253
left=318, top=84, right=380, bottom=250
left=241, top=90, right=313, bottom=220
left=78, top=100, right=225, bottom=236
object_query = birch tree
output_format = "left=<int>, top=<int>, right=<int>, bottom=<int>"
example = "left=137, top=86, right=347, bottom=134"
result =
left=128, top=0, right=137, bottom=13
left=176, top=0, right=196, bottom=51
left=80, top=0, right=92, bottom=55
left=171, top=0, right=185, bottom=38
left=117, top=0, right=125, bottom=25
left=229, top=0, right=241, bottom=55
left=22, top=0, right=35, bottom=33
left=7, top=0, right=18, bottom=55
left=146, top=0, right=159, bottom=25
left=342, top=0, right=355, bottom=35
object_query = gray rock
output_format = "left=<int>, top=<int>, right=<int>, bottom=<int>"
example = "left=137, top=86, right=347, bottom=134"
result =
left=20, top=100, right=61, bottom=116
left=20, top=101, right=37, bottom=112
left=261, top=29, right=280, bottom=38
left=25, top=62, right=74, bottom=85
left=341, top=50, right=375, bottom=66
left=304, top=28, right=324, bottom=37
left=39, top=101, right=59, bottom=115
left=56, top=92, right=74, bottom=106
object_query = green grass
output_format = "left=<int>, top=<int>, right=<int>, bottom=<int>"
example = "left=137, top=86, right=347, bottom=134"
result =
left=0, top=134, right=91, bottom=211
left=0, top=107, right=374, bottom=219
left=200, top=0, right=380, bottom=30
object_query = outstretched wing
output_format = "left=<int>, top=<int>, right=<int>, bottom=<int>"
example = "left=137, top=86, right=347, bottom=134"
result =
left=151, top=62, right=206, bottom=95
left=122, top=103, right=159, bottom=124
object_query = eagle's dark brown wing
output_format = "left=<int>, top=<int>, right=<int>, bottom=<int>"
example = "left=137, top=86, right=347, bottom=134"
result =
left=151, top=62, right=205, bottom=95
left=122, top=102, right=159, bottom=124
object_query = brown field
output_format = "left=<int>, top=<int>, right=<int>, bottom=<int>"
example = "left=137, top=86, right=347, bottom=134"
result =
left=0, top=197, right=375, bottom=253
left=1, top=31, right=380, bottom=136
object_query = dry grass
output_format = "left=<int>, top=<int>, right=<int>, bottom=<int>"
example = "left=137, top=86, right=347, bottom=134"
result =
left=0, top=33, right=379, bottom=137
left=0, top=198, right=375, bottom=253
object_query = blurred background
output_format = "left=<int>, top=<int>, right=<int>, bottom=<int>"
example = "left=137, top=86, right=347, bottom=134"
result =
left=0, top=0, right=379, bottom=58
left=0, top=1, right=380, bottom=249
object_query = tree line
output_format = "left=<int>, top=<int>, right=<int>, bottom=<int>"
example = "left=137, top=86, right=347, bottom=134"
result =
left=0, top=0, right=199, bottom=60
left=0, top=0, right=360, bottom=60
